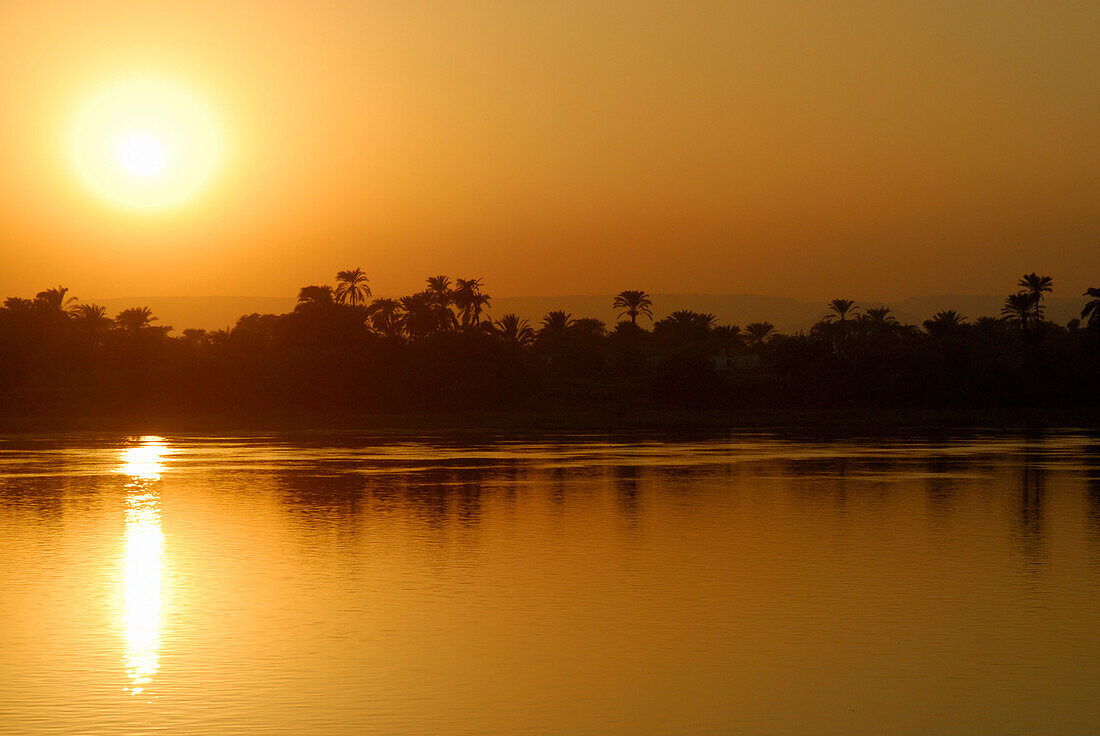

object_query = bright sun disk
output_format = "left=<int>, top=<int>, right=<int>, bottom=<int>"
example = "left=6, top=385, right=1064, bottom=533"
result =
left=116, top=134, right=167, bottom=178
left=71, top=79, right=222, bottom=210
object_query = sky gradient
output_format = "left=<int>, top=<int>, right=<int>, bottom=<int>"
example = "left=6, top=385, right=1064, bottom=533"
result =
left=1, top=0, right=1097, bottom=301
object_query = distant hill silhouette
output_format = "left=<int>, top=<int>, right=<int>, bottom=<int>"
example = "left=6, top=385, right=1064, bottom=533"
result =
left=90, top=293, right=1090, bottom=332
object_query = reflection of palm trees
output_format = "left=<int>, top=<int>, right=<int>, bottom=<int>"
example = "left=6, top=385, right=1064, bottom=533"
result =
left=1082, top=287, right=1100, bottom=328
left=612, top=290, right=653, bottom=325
left=493, top=313, right=536, bottom=346
left=1016, top=444, right=1047, bottom=569
left=334, top=268, right=371, bottom=306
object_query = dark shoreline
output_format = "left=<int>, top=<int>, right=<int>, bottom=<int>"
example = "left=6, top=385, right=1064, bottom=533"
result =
left=2, top=406, right=1097, bottom=437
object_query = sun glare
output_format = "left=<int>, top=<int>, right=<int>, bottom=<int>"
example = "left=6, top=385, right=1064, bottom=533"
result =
left=116, top=134, right=167, bottom=178
left=71, top=80, right=222, bottom=210
left=117, top=437, right=170, bottom=696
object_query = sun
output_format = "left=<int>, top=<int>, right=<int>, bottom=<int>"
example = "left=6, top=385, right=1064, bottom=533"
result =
left=71, top=79, right=222, bottom=210
left=116, top=134, right=167, bottom=178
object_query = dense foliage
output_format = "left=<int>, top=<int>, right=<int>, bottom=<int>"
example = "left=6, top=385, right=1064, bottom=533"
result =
left=1, top=275, right=1098, bottom=422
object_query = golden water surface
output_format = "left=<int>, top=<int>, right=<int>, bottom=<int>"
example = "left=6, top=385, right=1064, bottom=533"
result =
left=1, top=431, right=1099, bottom=734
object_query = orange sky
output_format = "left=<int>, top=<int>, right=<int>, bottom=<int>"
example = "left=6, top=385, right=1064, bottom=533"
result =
left=1, top=0, right=1097, bottom=301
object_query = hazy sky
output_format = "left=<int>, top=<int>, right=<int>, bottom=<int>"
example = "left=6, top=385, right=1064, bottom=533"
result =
left=1, top=0, right=1097, bottom=301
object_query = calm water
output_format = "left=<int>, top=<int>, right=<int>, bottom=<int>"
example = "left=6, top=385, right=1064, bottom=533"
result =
left=1, top=430, right=1099, bottom=735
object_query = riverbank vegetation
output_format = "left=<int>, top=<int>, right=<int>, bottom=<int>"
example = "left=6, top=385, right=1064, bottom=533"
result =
left=1, top=273, right=1098, bottom=424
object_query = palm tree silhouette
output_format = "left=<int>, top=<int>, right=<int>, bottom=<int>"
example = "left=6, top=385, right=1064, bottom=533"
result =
left=454, top=278, right=491, bottom=327
left=69, top=303, right=108, bottom=322
left=334, top=268, right=371, bottom=306
left=540, top=310, right=574, bottom=333
left=612, top=290, right=653, bottom=325
left=297, top=285, right=334, bottom=307
left=1082, top=287, right=1100, bottom=328
left=115, top=307, right=157, bottom=332
left=399, top=291, right=456, bottom=339
left=493, top=313, right=536, bottom=346
left=713, top=324, right=742, bottom=355
left=862, top=306, right=896, bottom=325
left=654, top=311, right=717, bottom=349
left=426, top=276, right=453, bottom=305
left=571, top=317, right=607, bottom=337
left=182, top=328, right=210, bottom=346
left=366, top=297, right=403, bottom=339
left=827, top=298, right=858, bottom=321
left=1001, top=293, right=1034, bottom=331
left=662, top=310, right=717, bottom=330
left=35, top=286, right=76, bottom=313
left=744, top=321, right=775, bottom=348
left=70, top=304, right=112, bottom=342
left=923, top=309, right=967, bottom=337
left=1017, top=273, right=1053, bottom=321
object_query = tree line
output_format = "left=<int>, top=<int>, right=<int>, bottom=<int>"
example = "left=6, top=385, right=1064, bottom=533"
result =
left=1, top=271, right=1098, bottom=421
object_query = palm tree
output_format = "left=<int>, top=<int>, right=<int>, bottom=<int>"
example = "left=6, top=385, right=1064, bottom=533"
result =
left=662, top=310, right=717, bottom=330
left=859, top=306, right=900, bottom=338
left=454, top=278, right=491, bottom=327
left=612, top=290, right=653, bottom=325
left=1081, top=287, right=1100, bottom=328
left=426, top=275, right=453, bottom=305
left=540, top=310, right=574, bottom=333
left=69, top=303, right=108, bottom=322
left=115, top=307, right=157, bottom=332
left=366, top=297, right=403, bottom=339
left=181, top=328, right=209, bottom=346
left=334, top=268, right=371, bottom=306
left=653, top=311, right=716, bottom=348
left=69, top=304, right=112, bottom=341
left=1017, top=273, right=1053, bottom=321
left=399, top=291, right=456, bottom=339
left=923, top=309, right=967, bottom=337
left=1001, top=293, right=1034, bottom=331
left=572, top=317, right=607, bottom=337
left=35, top=286, right=76, bottom=313
left=493, top=313, right=536, bottom=346
left=297, top=285, right=334, bottom=307
left=3, top=297, right=34, bottom=314
left=744, top=321, right=775, bottom=348
left=398, top=293, right=434, bottom=340
left=862, top=306, right=896, bottom=325
left=827, top=298, right=858, bottom=322
left=712, top=324, right=742, bottom=355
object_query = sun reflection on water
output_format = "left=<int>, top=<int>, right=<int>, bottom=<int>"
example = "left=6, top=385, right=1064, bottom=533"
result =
left=118, top=436, right=169, bottom=696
